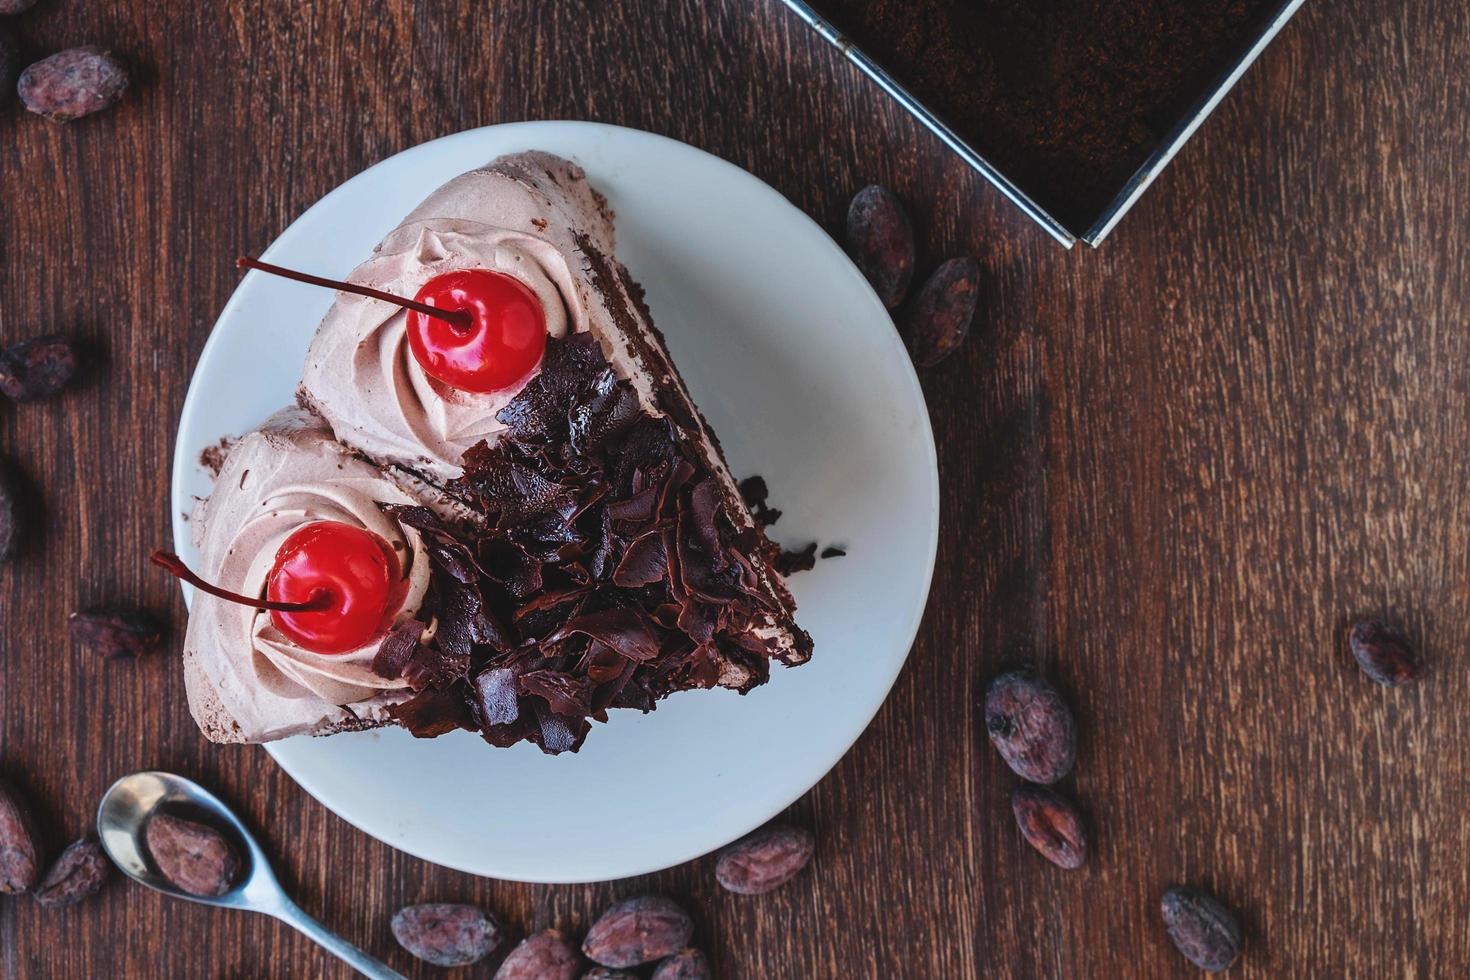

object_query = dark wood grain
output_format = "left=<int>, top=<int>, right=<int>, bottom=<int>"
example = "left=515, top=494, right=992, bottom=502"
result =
left=1, top=0, right=1465, bottom=976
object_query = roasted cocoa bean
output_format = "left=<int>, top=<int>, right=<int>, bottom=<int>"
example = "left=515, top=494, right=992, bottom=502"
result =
left=0, top=457, right=22, bottom=562
left=0, top=0, right=41, bottom=14
left=494, top=929, right=580, bottom=980
left=18, top=47, right=129, bottom=122
left=714, top=823, right=815, bottom=895
left=1010, top=784, right=1087, bottom=870
left=0, top=335, right=77, bottom=402
left=144, top=812, right=239, bottom=897
left=582, top=895, right=694, bottom=968
left=1349, top=619, right=1422, bottom=687
left=651, top=948, right=711, bottom=980
left=69, top=608, right=163, bottom=660
left=904, top=258, right=982, bottom=367
left=1160, top=886, right=1242, bottom=972
left=582, top=970, right=638, bottom=980
left=33, top=838, right=109, bottom=906
left=847, top=185, right=915, bottom=309
left=391, top=902, right=502, bottom=967
left=0, top=778, right=42, bottom=893
left=0, top=27, right=20, bottom=98
left=984, top=670, right=1076, bottom=784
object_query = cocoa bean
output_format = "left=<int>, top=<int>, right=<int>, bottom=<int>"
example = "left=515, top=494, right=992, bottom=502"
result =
left=70, top=608, right=163, bottom=660
left=494, top=929, right=580, bottom=980
left=0, top=457, right=22, bottom=562
left=582, top=970, right=638, bottom=980
left=1010, top=784, right=1087, bottom=870
left=1160, top=886, right=1242, bottom=972
left=0, top=0, right=41, bottom=15
left=144, top=812, right=239, bottom=897
left=847, top=185, right=915, bottom=309
left=391, top=902, right=502, bottom=967
left=1349, top=619, right=1422, bottom=687
left=984, top=670, right=1076, bottom=784
left=904, top=258, right=981, bottom=367
left=652, top=948, right=711, bottom=980
left=0, top=778, right=42, bottom=893
left=18, top=47, right=129, bottom=123
left=33, top=838, right=109, bottom=907
left=582, top=895, right=694, bottom=968
left=714, top=823, right=815, bottom=895
left=0, top=335, right=77, bottom=402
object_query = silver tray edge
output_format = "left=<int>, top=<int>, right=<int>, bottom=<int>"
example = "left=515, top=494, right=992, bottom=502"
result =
left=777, top=0, right=1308, bottom=248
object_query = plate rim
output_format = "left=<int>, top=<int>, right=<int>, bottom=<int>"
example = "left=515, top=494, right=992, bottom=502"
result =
left=169, top=119, right=940, bottom=882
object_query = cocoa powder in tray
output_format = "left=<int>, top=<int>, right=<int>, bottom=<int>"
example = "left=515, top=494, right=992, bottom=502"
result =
left=809, top=0, right=1285, bottom=231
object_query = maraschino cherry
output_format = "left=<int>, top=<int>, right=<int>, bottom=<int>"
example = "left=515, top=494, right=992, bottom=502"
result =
left=237, top=256, right=547, bottom=393
left=152, top=521, right=404, bottom=655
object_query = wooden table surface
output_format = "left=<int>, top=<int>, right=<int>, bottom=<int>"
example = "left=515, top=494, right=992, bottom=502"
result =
left=2, top=0, right=1465, bottom=976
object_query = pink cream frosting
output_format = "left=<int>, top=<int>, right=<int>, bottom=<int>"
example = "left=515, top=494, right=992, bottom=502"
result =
left=298, top=152, right=656, bottom=484
left=181, top=408, right=431, bottom=742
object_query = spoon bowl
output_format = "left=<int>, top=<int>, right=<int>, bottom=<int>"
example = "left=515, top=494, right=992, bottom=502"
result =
left=98, top=770, right=274, bottom=911
left=98, top=770, right=404, bottom=979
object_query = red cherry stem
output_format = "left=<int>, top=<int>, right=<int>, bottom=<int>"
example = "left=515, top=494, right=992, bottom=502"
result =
left=236, top=256, right=473, bottom=331
left=150, top=551, right=334, bottom=613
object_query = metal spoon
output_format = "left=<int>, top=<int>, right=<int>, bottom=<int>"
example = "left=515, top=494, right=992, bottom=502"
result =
left=97, top=770, right=405, bottom=980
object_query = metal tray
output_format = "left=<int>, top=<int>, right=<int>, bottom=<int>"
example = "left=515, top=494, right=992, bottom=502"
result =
left=777, top=0, right=1307, bottom=247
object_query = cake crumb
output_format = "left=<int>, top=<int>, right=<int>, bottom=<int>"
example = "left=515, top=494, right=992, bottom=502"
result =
left=198, top=437, right=236, bottom=479
left=738, top=475, right=782, bottom=527
left=776, top=542, right=818, bottom=575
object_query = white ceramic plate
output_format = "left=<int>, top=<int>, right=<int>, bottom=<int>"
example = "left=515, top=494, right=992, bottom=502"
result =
left=171, top=121, right=938, bottom=882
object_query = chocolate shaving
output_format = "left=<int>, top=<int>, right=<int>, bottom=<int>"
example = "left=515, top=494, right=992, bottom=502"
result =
left=568, top=368, right=642, bottom=453
left=383, top=504, right=485, bottom=585
left=739, top=475, right=782, bottom=527
left=776, top=542, right=818, bottom=575
left=612, top=530, right=667, bottom=587
left=479, top=537, right=544, bottom=599
left=607, top=487, right=658, bottom=530
left=426, top=538, right=480, bottom=584
left=491, top=333, right=610, bottom=443
left=471, top=667, right=521, bottom=727
left=371, top=621, right=425, bottom=679
left=512, top=587, right=590, bottom=622
left=551, top=608, right=664, bottom=663
left=382, top=504, right=445, bottom=534
left=519, top=669, right=592, bottom=717
left=388, top=686, right=475, bottom=738
left=402, top=642, right=470, bottom=691
left=533, top=702, right=588, bottom=754
left=581, top=640, right=628, bottom=684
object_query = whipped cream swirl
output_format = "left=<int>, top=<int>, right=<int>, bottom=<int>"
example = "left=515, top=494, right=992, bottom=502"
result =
left=221, top=479, right=430, bottom=705
left=301, top=218, right=585, bottom=481
left=190, top=416, right=434, bottom=710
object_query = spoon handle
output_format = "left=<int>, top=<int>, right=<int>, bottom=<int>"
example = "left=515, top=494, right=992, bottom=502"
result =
left=271, top=898, right=407, bottom=980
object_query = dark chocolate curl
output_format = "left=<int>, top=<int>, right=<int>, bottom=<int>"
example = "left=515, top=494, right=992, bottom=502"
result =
left=371, top=620, right=424, bottom=679
left=551, top=608, right=664, bottom=662
left=472, top=667, right=520, bottom=726
left=388, top=686, right=475, bottom=738
left=612, top=530, right=668, bottom=587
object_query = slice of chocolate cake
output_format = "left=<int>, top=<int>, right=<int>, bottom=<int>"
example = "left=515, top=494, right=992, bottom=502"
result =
left=179, top=152, right=811, bottom=753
